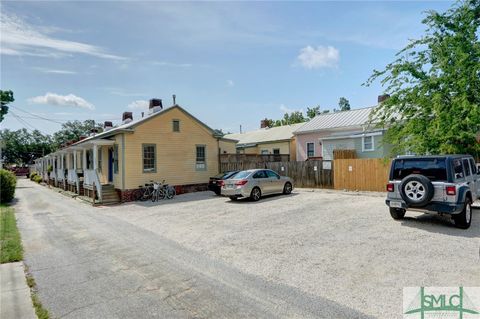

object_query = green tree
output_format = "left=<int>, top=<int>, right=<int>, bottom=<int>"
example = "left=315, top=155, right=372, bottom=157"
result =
left=0, top=129, right=54, bottom=165
left=52, top=120, right=102, bottom=148
left=0, top=90, right=14, bottom=122
left=365, top=0, right=480, bottom=156
left=307, top=106, right=321, bottom=119
left=338, top=97, right=351, bottom=111
left=274, top=111, right=307, bottom=126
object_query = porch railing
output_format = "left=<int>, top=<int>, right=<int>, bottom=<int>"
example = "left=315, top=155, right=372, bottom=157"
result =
left=67, top=169, right=80, bottom=192
left=56, top=168, right=65, bottom=181
left=84, top=169, right=102, bottom=202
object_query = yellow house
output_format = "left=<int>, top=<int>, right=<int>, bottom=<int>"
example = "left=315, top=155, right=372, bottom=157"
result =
left=35, top=103, right=237, bottom=203
left=224, top=123, right=302, bottom=161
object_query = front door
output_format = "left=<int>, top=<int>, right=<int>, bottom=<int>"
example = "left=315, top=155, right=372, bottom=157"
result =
left=108, top=148, right=113, bottom=183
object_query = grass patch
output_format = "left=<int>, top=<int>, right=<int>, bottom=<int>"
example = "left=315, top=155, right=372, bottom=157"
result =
left=0, top=204, right=23, bottom=263
left=25, top=265, right=50, bottom=319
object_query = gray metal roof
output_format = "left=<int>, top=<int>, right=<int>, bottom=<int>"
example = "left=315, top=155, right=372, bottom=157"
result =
left=225, top=123, right=303, bottom=146
left=293, top=107, right=375, bottom=134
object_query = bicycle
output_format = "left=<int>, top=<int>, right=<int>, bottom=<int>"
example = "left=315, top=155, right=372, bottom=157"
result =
left=133, top=181, right=154, bottom=201
left=151, top=181, right=167, bottom=202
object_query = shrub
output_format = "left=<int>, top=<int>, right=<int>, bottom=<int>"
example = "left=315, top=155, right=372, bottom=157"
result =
left=32, top=175, right=42, bottom=184
left=0, top=169, right=16, bottom=203
left=29, top=172, right=38, bottom=180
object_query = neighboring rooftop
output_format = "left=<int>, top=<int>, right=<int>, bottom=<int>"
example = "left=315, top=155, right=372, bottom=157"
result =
left=225, top=123, right=303, bottom=146
left=293, top=106, right=375, bottom=134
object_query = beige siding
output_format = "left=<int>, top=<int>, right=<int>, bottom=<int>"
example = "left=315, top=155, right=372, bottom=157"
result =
left=97, top=146, right=109, bottom=184
left=121, top=108, right=219, bottom=189
left=290, top=138, right=297, bottom=161
left=219, top=140, right=237, bottom=154
left=113, top=134, right=123, bottom=189
left=257, top=141, right=290, bottom=155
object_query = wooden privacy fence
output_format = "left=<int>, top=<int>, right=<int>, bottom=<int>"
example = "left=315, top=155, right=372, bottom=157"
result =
left=220, top=160, right=334, bottom=188
left=333, top=149, right=357, bottom=159
left=333, top=158, right=391, bottom=192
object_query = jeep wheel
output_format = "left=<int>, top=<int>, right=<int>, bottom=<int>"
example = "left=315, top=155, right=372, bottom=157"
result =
left=389, top=208, right=406, bottom=220
left=400, top=174, right=434, bottom=207
left=283, top=182, right=292, bottom=195
left=453, top=197, right=472, bottom=229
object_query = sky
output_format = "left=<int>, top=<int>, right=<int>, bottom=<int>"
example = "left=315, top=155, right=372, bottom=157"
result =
left=1, top=0, right=454, bottom=135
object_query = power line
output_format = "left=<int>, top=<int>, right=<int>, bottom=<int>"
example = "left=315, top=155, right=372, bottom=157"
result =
left=9, top=110, right=40, bottom=132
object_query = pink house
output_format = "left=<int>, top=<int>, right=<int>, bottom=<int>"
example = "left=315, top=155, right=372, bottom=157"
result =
left=294, top=106, right=390, bottom=161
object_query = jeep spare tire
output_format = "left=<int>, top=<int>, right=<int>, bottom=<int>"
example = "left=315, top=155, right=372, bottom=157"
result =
left=399, top=174, right=434, bottom=207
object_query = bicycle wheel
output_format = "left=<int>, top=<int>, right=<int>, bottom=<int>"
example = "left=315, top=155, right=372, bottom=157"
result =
left=132, top=189, right=143, bottom=201
left=166, top=186, right=176, bottom=199
left=151, top=190, right=157, bottom=202
left=158, top=189, right=167, bottom=200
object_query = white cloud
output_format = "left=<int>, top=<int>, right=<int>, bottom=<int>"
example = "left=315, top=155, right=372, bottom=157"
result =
left=127, top=100, right=149, bottom=110
left=226, top=80, right=235, bottom=87
left=0, top=12, right=125, bottom=60
left=280, top=104, right=303, bottom=114
left=33, top=67, right=76, bottom=74
left=296, top=45, right=339, bottom=69
left=152, top=61, right=192, bottom=68
left=29, top=93, right=95, bottom=110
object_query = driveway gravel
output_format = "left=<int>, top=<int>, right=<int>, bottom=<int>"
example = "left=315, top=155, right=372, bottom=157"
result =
left=14, top=179, right=479, bottom=318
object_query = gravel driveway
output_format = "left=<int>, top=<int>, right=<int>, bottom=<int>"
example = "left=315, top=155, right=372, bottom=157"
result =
left=14, top=179, right=479, bottom=318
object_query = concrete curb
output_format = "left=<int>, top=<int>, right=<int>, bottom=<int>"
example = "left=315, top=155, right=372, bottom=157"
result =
left=0, top=262, right=36, bottom=319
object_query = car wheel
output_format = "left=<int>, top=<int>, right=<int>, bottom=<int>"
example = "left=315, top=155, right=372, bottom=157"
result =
left=389, top=208, right=406, bottom=220
left=250, top=187, right=261, bottom=201
left=283, top=182, right=292, bottom=195
left=229, top=196, right=238, bottom=201
left=453, top=197, right=472, bottom=229
left=400, top=174, right=434, bottom=207
left=214, top=189, right=221, bottom=196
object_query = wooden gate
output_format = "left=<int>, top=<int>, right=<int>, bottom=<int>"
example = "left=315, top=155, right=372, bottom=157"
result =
left=333, top=158, right=391, bottom=192
left=220, top=160, right=333, bottom=188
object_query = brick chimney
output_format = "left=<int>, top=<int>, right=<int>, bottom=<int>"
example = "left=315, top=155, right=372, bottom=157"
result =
left=122, top=112, right=133, bottom=124
left=104, top=121, right=113, bottom=131
left=148, top=98, right=163, bottom=114
left=378, top=94, right=390, bottom=103
left=260, top=118, right=270, bottom=129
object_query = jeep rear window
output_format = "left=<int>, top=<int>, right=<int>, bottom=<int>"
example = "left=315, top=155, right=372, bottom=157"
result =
left=392, top=158, right=447, bottom=181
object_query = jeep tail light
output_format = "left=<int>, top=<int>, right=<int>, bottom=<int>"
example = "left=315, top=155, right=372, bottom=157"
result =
left=386, top=183, right=394, bottom=192
left=446, top=186, right=456, bottom=196
left=218, top=180, right=225, bottom=187
left=235, top=179, right=248, bottom=186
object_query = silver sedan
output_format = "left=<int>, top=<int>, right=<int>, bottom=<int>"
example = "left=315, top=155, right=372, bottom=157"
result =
left=220, top=169, right=293, bottom=201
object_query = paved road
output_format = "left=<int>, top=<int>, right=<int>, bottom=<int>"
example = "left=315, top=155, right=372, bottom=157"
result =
left=14, top=179, right=374, bottom=319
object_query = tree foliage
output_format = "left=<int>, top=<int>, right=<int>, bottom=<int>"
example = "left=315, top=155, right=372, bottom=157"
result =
left=273, top=111, right=307, bottom=126
left=338, top=97, right=351, bottom=111
left=0, top=129, right=54, bottom=165
left=307, top=106, right=321, bottom=119
left=52, top=120, right=102, bottom=148
left=0, top=90, right=14, bottom=123
left=365, top=0, right=480, bottom=156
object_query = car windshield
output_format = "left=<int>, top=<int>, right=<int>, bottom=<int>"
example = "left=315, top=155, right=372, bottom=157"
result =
left=232, top=171, right=252, bottom=179
left=392, top=158, right=447, bottom=181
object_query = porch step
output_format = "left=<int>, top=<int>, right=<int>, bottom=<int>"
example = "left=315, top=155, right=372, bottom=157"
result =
left=100, top=185, right=120, bottom=205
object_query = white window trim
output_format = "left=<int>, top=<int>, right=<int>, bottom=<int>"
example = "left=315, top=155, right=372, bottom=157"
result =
left=306, top=142, right=315, bottom=158
left=362, top=136, right=374, bottom=152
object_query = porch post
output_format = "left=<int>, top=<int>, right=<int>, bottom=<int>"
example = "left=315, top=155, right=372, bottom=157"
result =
left=73, top=151, right=77, bottom=170
left=93, top=144, right=98, bottom=171
left=83, top=148, right=87, bottom=170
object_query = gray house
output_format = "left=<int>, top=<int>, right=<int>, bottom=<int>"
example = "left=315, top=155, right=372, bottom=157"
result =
left=293, top=105, right=392, bottom=161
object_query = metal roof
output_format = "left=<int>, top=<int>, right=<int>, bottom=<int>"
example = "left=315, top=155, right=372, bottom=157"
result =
left=225, top=123, right=303, bottom=146
left=293, top=107, right=375, bottom=134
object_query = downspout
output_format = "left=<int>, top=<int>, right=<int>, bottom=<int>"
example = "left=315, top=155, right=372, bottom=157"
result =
left=121, top=133, right=125, bottom=191
left=217, top=138, right=221, bottom=174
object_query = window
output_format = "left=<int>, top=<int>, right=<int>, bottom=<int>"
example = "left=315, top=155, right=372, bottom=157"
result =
left=196, top=145, right=206, bottom=170
left=273, top=149, right=280, bottom=155
left=253, top=170, right=267, bottom=179
left=463, top=159, right=471, bottom=176
left=470, top=158, right=478, bottom=175
left=453, top=159, right=464, bottom=180
left=266, top=170, right=279, bottom=179
left=363, top=136, right=374, bottom=151
left=392, top=158, right=447, bottom=181
left=143, top=144, right=156, bottom=173
left=113, top=145, right=119, bottom=174
left=307, top=142, right=315, bottom=158
left=172, top=120, right=180, bottom=132
left=261, top=150, right=269, bottom=155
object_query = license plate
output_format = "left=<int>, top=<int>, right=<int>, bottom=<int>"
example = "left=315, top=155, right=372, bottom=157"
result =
left=226, top=184, right=234, bottom=189
left=390, top=201, right=402, bottom=208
